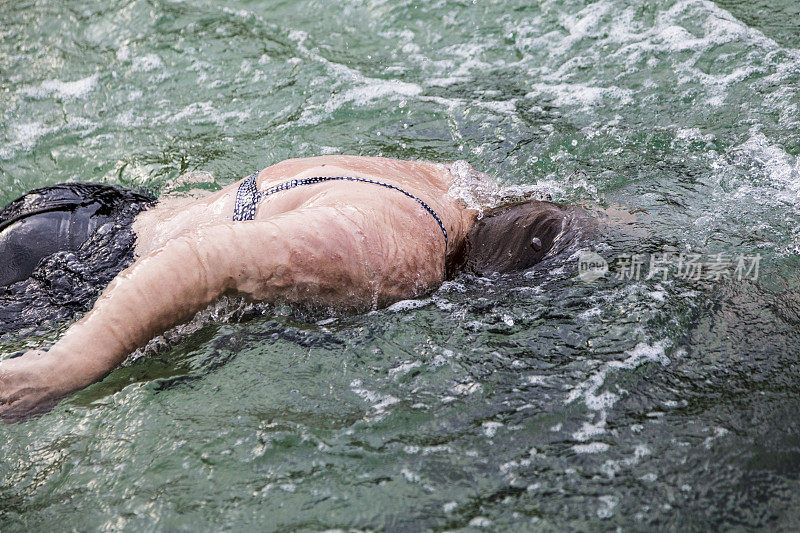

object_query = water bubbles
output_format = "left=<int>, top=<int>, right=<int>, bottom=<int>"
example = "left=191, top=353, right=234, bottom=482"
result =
left=572, top=442, right=610, bottom=454
left=468, top=517, right=493, bottom=528
left=597, top=495, right=618, bottom=519
left=482, top=421, right=503, bottom=438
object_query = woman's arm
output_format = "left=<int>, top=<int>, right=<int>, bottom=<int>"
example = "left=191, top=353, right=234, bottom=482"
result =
left=1, top=223, right=248, bottom=420
left=0, top=204, right=443, bottom=420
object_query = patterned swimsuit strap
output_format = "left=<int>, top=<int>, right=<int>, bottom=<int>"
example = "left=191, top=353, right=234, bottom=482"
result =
left=233, top=173, right=448, bottom=247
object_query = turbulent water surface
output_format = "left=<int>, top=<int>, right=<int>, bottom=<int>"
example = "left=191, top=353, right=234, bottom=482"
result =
left=2, top=0, right=800, bottom=530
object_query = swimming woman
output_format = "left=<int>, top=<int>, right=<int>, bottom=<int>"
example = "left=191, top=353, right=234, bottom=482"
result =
left=0, top=156, right=590, bottom=420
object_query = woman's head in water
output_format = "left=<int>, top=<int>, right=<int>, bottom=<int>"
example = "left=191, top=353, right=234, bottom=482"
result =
left=449, top=200, right=589, bottom=277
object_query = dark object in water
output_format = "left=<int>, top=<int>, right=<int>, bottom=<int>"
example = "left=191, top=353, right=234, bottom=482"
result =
left=0, top=183, right=154, bottom=335
left=448, top=200, right=594, bottom=277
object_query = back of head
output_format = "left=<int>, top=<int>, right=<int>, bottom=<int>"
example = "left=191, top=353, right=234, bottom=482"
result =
left=448, top=200, right=591, bottom=277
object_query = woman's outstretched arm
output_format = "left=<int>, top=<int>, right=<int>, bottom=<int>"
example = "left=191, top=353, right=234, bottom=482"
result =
left=0, top=204, right=443, bottom=421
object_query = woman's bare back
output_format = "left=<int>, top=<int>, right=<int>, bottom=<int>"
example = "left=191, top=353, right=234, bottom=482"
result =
left=134, top=156, right=472, bottom=258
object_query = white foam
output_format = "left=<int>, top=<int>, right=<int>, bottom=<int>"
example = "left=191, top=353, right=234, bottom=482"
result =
left=444, top=160, right=555, bottom=213
left=649, top=290, right=666, bottom=302
left=115, top=109, right=143, bottom=128
left=0, top=117, right=98, bottom=160
left=386, top=297, right=432, bottom=312
left=560, top=1, right=612, bottom=44
left=625, top=0, right=789, bottom=106
left=641, top=472, right=658, bottom=482
left=525, top=83, right=632, bottom=108
left=468, top=517, right=493, bottom=528
left=573, top=413, right=610, bottom=442
left=597, top=495, right=618, bottom=519
left=567, top=340, right=671, bottom=441
left=400, top=467, right=420, bottom=483
left=322, top=79, right=422, bottom=115
left=601, top=443, right=652, bottom=478
left=685, top=126, right=800, bottom=254
left=673, top=127, right=716, bottom=144
left=116, top=45, right=130, bottom=62
left=525, top=374, right=548, bottom=385
left=404, top=444, right=451, bottom=455
left=418, top=94, right=523, bottom=120
left=451, top=382, right=482, bottom=396
left=734, top=128, right=800, bottom=199
left=388, top=360, right=421, bottom=379
left=349, top=379, right=400, bottom=419
left=5, top=122, right=52, bottom=151
left=132, top=54, right=164, bottom=72
left=482, top=421, right=503, bottom=438
left=167, top=101, right=214, bottom=123
left=163, top=101, right=249, bottom=127
left=578, top=307, right=602, bottom=320
left=573, top=442, right=610, bottom=454
left=702, top=426, right=729, bottom=449
left=476, top=99, right=518, bottom=115
left=22, top=73, right=99, bottom=99
left=285, top=30, right=423, bottom=126
left=426, top=42, right=495, bottom=82
left=445, top=160, right=501, bottom=213
left=502, top=0, right=800, bottom=119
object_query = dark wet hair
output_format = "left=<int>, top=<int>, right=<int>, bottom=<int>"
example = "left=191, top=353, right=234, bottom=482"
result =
left=448, top=200, right=590, bottom=277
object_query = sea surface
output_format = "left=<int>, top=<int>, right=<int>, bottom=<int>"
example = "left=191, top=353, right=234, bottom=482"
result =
left=2, top=0, right=800, bottom=530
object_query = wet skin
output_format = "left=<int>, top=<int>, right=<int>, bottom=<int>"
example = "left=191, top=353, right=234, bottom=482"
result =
left=0, top=156, right=477, bottom=421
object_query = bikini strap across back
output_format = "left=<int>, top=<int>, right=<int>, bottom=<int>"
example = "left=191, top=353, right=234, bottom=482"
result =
left=233, top=172, right=448, bottom=247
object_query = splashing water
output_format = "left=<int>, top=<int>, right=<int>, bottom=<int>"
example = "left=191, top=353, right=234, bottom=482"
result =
left=445, top=159, right=562, bottom=217
left=2, top=0, right=800, bottom=530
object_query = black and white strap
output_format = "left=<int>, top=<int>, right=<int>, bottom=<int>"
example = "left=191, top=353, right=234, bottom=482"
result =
left=232, top=173, right=448, bottom=247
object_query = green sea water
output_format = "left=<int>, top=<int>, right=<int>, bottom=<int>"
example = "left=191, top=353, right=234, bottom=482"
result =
left=2, top=0, right=800, bottom=530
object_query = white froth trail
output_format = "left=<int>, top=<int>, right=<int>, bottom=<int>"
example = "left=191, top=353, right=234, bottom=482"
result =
left=567, top=340, right=671, bottom=443
left=286, top=30, right=422, bottom=126
left=22, top=73, right=99, bottom=99
left=689, top=124, right=800, bottom=253
left=445, top=159, right=559, bottom=214
left=506, top=0, right=799, bottom=114
left=0, top=117, right=97, bottom=160
left=732, top=127, right=800, bottom=203
left=161, top=101, right=248, bottom=128
left=131, top=54, right=164, bottom=72
left=525, top=83, right=633, bottom=108
left=350, top=378, right=400, bottom=420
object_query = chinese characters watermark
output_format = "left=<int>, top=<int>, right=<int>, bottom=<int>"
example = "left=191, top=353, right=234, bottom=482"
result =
left=577, top=251, right=761, bottom=282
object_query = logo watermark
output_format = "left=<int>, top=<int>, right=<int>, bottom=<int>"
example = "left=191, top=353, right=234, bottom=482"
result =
left=576, top=252, right=761, bottom=282
left=577, top=250, right=609, bottom=282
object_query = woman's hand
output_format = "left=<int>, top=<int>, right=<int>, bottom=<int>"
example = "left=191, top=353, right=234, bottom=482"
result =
left=0, top=350, right=69, bottom=422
